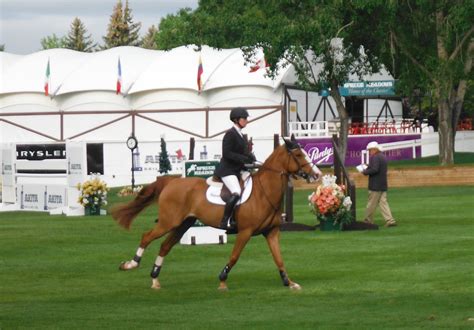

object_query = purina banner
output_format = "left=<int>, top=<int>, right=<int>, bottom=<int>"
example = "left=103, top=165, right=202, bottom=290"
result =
left=297, top=134, right=422, bottom=166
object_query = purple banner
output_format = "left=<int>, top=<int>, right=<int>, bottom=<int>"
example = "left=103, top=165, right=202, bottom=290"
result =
left=297, top=134, right=422, bottom=166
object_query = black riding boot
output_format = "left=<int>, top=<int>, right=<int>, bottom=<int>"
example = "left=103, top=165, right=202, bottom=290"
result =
left=219, top=193, right=240, bottom=230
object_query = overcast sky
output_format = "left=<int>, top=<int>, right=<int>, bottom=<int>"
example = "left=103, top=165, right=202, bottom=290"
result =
left=0, top=0, right=199, bottom=54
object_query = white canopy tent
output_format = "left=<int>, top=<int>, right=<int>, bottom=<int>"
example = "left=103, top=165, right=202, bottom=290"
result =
left=0, top=45, right=291, bottom=144
left=0, top=45, right=403, bottom=188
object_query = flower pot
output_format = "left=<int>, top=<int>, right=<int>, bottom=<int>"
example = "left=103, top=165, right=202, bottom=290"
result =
left=319, top=220, right=341, bottom=231
left=85, top=206, right=101, bottom=216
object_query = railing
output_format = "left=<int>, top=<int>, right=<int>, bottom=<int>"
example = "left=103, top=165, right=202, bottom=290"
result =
left=289, top=121, right=329, bottom=137
left=332, top=135, right=356, bottom=222
left=290, top=119, right=434, bottom=137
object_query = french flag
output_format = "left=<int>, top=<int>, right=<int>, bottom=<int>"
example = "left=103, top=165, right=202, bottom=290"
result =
left=116, top=57, right=122, bottom=95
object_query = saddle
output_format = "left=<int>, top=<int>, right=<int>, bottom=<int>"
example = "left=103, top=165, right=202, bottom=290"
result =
left=205, top=172, right=252, bottom=205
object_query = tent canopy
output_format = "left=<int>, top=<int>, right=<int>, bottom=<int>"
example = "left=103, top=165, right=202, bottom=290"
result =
left=0, top=45, right=289, bottom=96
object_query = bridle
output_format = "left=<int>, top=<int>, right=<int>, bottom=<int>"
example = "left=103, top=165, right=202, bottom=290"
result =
left=254, top=146, right=315, bottom=213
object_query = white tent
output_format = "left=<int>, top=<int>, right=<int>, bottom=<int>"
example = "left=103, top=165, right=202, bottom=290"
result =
left=1, top=46, right=294, bottom=187
left=0, top=45, right=403, bottom=187
left=0, top=45, right=291, bottom=144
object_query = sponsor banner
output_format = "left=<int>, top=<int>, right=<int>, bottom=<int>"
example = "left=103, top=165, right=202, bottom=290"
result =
left=16, top=144, right=66, bottom=161
left=66, top=141, right=87, bottom=208
left=66, top=141, right=87, bottom=188
left=320, top=80, right=396, bottom=97
left=17, top=184, right=67, bottom=210
left=46, top=185, right=67, bottom=210
left=18, top=184, right=45, bottom=210
left=2, top=146, right=15, bottom=186
left=1, top=145, right=16, bottom=203
left=184, top=160, right=219, bottom=178
left=298, top=134, right=422, bottom=166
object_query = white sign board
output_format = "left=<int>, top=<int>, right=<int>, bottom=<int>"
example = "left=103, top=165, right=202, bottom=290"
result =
left=1, top=145, right=16, bottom=203
left=66, top=141, right=87, bottom=208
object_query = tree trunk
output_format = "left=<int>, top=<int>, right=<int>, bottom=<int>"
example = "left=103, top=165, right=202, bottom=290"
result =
left=437, top=96, right=454, bottom=165
left=330, top=80, right=350, bottom=164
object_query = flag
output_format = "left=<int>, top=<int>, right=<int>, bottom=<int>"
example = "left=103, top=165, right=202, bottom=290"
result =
left=44, top=59, right=50, bottom=96
left=197, top=54, right=203, bottom=92
left=249, top=56, right=269, bottom=73
left=176, top=149, right=183, bottom=160
left=116, top=57, right=122, bottom=95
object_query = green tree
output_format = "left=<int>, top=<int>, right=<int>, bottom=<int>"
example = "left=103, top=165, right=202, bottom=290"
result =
left=159, top=138, right=172, bottom=174
left=102, top=0, right=125, bottom=49
left=141, top=25, right=158, bottom=49
left=40, top=34, right=67, bottom=50
left=0, top=44, right=5, bottom=52
left=378, top=1, right=474, bottom=165
left=123, top=0, right=141, bottom=46
left=156, top=1, right=387, bottom=161
left=102, top=0, right=141, bottom=49
left=65, top=17, right=96, bottom=52
left=155, top=8, right=193, bottom=50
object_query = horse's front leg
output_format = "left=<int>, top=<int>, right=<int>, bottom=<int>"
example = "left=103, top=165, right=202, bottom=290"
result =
left=218, top=229, right=252, bottom=290
left=264, top=226, right=301, bottom=290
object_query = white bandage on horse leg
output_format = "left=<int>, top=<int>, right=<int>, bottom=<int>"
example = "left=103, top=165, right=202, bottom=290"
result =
left=136, top=247, right=144, bottom=257
left=155, top=256, right=164, bottom=266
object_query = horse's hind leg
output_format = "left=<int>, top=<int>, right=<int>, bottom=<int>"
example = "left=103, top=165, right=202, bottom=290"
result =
left=119, top=221, right=175, bottom=271
left=218, top=229, right=252, bottom=290
left=150, top=217, right=196, bottom=289
left=264, top=226, right=301, bottom=290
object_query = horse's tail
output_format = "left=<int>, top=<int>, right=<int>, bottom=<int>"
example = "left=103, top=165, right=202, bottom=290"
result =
left=110, top=176, right=179, bottom=230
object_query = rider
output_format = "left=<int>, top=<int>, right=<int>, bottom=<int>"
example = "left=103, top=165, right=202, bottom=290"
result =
left=214, top=107, right=256, bottom=230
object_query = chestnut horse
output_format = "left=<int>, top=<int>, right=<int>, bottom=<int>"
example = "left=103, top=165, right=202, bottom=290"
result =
left=111, top=138, right=321, bottom=290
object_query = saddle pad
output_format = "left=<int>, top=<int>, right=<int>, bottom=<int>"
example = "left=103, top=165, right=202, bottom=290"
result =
left=205, top=176, right=253, bottom=205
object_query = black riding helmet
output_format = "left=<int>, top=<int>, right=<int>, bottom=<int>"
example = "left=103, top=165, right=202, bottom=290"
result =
left=229, top=107, right=249, bottom=122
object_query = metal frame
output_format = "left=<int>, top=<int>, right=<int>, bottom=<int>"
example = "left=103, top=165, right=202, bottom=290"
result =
left=0, top=105, right=283, bottom=142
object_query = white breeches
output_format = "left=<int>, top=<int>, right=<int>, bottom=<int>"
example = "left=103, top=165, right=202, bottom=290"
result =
left=221, top=175, right=241, bottom=196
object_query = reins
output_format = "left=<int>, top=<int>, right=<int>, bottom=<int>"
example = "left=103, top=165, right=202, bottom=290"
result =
left=253, top=148, right=295, bottom=214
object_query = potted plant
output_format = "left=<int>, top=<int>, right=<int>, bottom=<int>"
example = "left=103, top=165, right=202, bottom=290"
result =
left=77, top=174, right=109, bottom=216
left=308, top=175, right=353, bottom=231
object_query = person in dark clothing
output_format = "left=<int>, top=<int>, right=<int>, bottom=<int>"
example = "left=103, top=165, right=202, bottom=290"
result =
left=214, top=107, right=256, bottom=230
left=361, top=141, right=397, bottom=227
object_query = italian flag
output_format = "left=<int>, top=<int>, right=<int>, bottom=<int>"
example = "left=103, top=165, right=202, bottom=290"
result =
left=44, top=59, right=50, bottom=96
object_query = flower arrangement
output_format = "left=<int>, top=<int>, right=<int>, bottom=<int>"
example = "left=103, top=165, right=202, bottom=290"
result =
left=117, top=185, right=143, bottom=197
left=77, top=174, right=109, bottom=214
left=308, top=175, right=353, bottom=226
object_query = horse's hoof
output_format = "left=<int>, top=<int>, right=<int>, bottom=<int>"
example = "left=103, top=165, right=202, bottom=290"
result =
left=289, top=282, right=302, bottom=290
left=119, top=260, right=138, bottom=271
left=151, top=279, right=161, bottom=290
left=218, top=282, right=228, bottom=291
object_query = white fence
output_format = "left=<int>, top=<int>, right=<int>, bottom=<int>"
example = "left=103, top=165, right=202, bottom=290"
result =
left=289, top=121, right=329, bottom=137
left=361, top=131, right=474, bottom=164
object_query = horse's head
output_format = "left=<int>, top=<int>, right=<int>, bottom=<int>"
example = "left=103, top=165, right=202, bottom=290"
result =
left=283, top=136, right=322, bottom=183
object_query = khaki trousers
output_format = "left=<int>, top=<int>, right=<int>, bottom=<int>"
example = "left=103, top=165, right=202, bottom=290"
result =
left=364, top=190, right=394, bottom=223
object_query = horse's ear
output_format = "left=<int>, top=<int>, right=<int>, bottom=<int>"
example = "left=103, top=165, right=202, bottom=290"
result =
left=290, top=134, right=296, bottom=142
left=283, top=137, right=296, bottom=150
